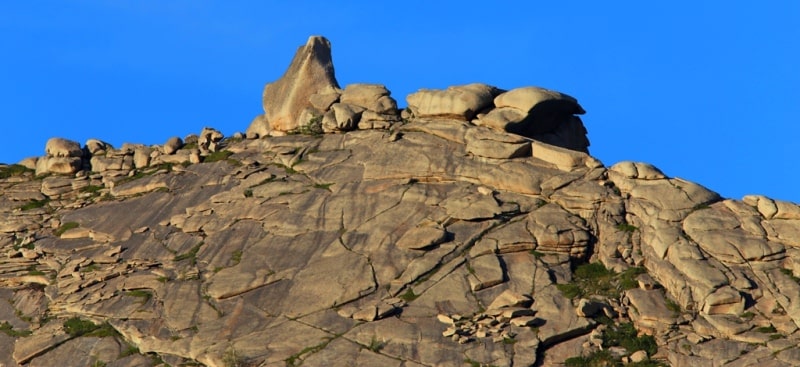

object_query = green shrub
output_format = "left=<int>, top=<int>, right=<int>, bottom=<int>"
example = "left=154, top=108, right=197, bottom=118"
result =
left=0, top=321, right=32, bottom=337
left=557, top=263, right=651, bottom=300
left=174, top=242, right=204, bottom=266
left=288, top=116, right=324, bottom=136
left=63, top=317, right=100, bottom=337
left=756, top=325, right=777, bottom=333
left=125, top=290, right=153, bottom=304
left=603, top=322, right=658, bottom=356
left=54, top=222, right=80, bottom=236
left=564, top=349, right=615, bottom=367
left=556, top=283, right=583, bottom=299
left=313, top=183, right=334, bottom=191
left=62, top=318, right=118, bottom=338
left=203, top=150, right=232, bottom=163
left=616, top=223, right=638, bottom=232
left=18, top=198, right=49, bottom=211
left=618, top=267, right=647, bottom=290
left=399, top=288, right=419, bottom=302
left=80, top=185, right=104, bottom=194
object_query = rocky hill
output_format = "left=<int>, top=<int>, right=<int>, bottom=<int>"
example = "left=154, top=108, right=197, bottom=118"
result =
left=1, top=36, right=799, bottom=367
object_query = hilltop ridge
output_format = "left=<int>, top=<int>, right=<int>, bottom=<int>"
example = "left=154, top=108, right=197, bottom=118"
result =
left=1, top=36, right=800, bottom=367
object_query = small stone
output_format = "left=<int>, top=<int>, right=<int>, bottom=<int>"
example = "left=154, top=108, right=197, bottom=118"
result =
left=487, top=290, right=533, bottom=310
left=629, top=350, right=648, bottom=363
left=576, top=298, right=609, bottom=318
left=510, top=316, right=537, bottom=327
left=637, top=273, right=657, bottom=290
left=437, top=314, right=454, bottom=325
left=442, top=327, right=457, bottom=337
left=686, top=333, right=706, bottom=344
left=163, top=136, right=183, bottom=154
left=502, top=307, right=536, bottom=319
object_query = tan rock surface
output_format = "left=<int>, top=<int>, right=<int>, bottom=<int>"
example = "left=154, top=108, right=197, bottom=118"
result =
left=3, top=37, right=800, bottom=367
left=259, top=35, right=340, bottom=132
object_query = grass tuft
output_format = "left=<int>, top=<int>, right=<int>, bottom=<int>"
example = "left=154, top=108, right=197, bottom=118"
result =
left=54, top=222, right=80, bottom=236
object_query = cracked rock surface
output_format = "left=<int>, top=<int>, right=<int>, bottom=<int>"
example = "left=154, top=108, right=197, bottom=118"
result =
left=2, top=121, right=800, bottom=367
left=2, top=36, right=800, bottom=367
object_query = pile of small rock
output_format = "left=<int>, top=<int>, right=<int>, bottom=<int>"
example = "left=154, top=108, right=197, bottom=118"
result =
left=438, top=290, right=538, bottom=344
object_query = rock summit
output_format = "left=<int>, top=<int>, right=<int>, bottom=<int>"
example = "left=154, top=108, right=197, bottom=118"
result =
left=1, top=36, right=799, bottom=367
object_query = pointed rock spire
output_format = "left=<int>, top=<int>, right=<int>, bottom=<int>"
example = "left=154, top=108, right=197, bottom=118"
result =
left=259, top=35, right=340, bottom=133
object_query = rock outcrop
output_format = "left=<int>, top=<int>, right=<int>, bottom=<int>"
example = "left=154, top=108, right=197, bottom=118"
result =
left=1, top=37, right=799, bottom=367
left=260, top=35, right=340, bottom=133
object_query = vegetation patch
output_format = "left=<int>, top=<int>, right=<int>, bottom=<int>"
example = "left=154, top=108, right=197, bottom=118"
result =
left=230, top=249, right=243, bottom=266
left=80, top=185, right=104, bottom=194
left=616, top=223, right=639, bottom=233
left=604, top=322, right=658, bottom=356
left=203, top=150, right=240, bottom=165
left=116, top=163, right=173, bottom=186
left=13, top=238, right=35, bottom=251
left=313, top=182, right=334, bottom=191
left=54, top=221, right=80, bottom=236
left=285, top=339, right=332, bottom=366
left=756, top=325, right=777, bottom=333
left=174, top=242, right=204, bottom=266
left=124, top=290, right=153, bottom=304
left=665, top=298, right=681, bottom=315
left=399, top=288, right=419, bottom=302
left=63, top=317, right=118, bottom=338
left=180, top=142, right=199, bottom=150
left=0, top=164, right=34, bottom=179
left=618, top=267, right=647, bottom=290
left=80, top=263, right=101, bottom=273
left=119, top=342, right=140, bottom=357
left=366, top=336, right=385, bottom=352
left=529, top=250, right=545, bottom=258
left=566, top=321, right=664, bottom=366
left=779, top=268, right=800, bottom=285
left=0, top=321, right=32, bottom=337
left=557, top=263, right=649, bottom=300
left=288, top=116, right=324, bottom=136
left=18, top=198, right=50, bottom=211
left=27, top=265, right=45, bottom=276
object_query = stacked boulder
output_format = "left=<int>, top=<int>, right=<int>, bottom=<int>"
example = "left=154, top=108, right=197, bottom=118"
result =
left=34, top=138, right=85, bottom=175
left=247, top=36, right=399, bottom=138
left=247, top=36, right=589, bottom=154
left=406, top=84, right=589, bottom=152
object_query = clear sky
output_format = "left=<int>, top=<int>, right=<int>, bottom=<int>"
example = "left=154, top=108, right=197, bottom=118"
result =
left=1, top=2, right=798, bottom=203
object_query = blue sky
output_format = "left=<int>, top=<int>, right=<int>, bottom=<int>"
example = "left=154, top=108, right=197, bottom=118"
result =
left=1, top=2, right=798, bottom=203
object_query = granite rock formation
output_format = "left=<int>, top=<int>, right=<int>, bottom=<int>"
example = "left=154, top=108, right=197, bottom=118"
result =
left=0, top=36, right=799, bottom=367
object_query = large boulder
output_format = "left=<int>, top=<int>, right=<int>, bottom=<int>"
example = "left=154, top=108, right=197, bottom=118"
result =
left=34, top=156, right=82, bottom=175
left=45, top=138, right=83, bottom=158
left=473, top=86, right=589, bottom=152
left=406, top=83, right=501, bottom=121
left=493, top=86, right=584, bottom=136
left=245, top=114, right=270, bottom=139
left=258, top=36, right=340, bottom=132
left=340, top=84, right=397, bottom=115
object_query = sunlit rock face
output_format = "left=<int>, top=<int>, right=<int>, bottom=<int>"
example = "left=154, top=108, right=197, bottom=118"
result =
left=3, top=36, right=800, bottom=367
